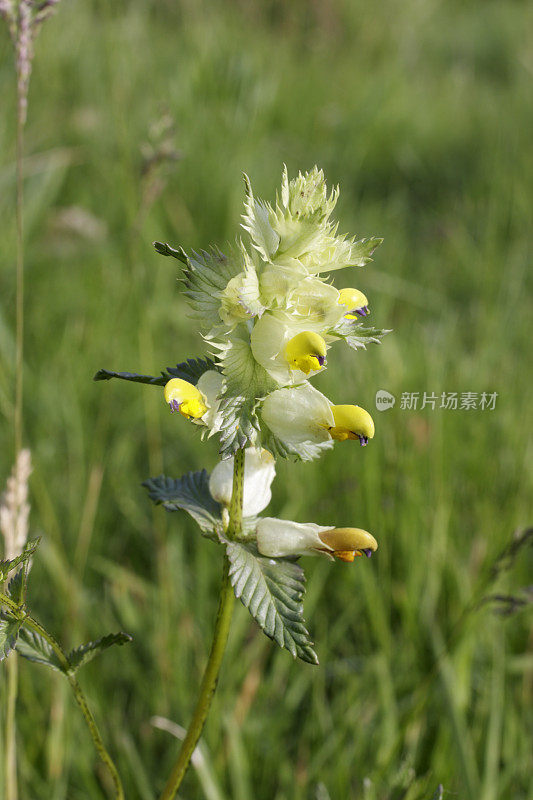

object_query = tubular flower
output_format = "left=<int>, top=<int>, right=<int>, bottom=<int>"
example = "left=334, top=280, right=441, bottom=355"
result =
left=261, top=383, right=375, bottom=450
left=286, top=277, right=344, bottom=327
left=209, top=447, right=275, bottom=518
left=338, top=287, right=370, bottom=319
left=164, top=370, right=225, bottom=434
left=250, top=313, right=329, bottom=385
left=284, top=331, right=327, bottom=374
left=329, top=404, right=375, bottom=446
left=256, top=517, right=378, bottom=561
left=164, top=378, right=207, bottom=419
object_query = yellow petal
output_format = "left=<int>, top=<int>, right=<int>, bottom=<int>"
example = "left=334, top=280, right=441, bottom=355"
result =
left=329, top=405, right=375, bottom=444
left=164, top=378, right=207, bottom=419
left=319, top=527, right=377, bottom=554
left=338, top=287, right=369, bottom=320
left=284, top=331, right=327, bottom=374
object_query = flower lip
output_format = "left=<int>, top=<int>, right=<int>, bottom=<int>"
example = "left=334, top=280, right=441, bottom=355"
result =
left=318, top=527, right=377, bottom=562
left=164, top=378, right=207, bottom=420
left=338, top=288, right=369, bottom=320
left=284, top=330, right=328, bottom=375
left=329, top=405, right=375, bottom=444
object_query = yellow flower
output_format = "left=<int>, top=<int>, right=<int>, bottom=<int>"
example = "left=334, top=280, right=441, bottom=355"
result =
left=261, top=383, right=375, bottom=448
left=256, top=517, right=378, bottom=561
left=329, top=405, right=375, bottom=446
left=338, top=287, right=370, bottom=319
left=250, top=313, right=329, bottom=385
left=284, top=331, right=327, bottom=374
left=164, top=378, right=207, bottom=419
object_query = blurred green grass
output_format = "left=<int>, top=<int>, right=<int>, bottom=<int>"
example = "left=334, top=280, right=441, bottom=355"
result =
left=0, top=0, right=532, bottom=798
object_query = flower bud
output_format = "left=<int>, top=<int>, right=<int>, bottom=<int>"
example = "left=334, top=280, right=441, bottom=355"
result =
left=338, top=287, right=370, bottom=318
left=329, top=405, right=375, bottom=446
left=164, top=378, right=207, bottom=419
left=284, top=331, right=327, bottom=374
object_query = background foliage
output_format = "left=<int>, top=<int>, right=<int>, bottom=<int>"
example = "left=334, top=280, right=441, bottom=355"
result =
left=0, top=0, right=532, bottom=798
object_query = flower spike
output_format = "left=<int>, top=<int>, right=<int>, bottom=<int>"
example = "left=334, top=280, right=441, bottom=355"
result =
left=164, top=378, right=207, bottom=419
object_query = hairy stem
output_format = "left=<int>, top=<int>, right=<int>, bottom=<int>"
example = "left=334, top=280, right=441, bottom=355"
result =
left=226, top=447, right=245, bottom=541
left=159, top=448, right=245, bottom=800
left=0, top=594, right=124, bottom=800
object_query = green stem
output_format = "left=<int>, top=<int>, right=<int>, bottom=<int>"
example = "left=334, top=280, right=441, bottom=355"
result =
left=5, top=655, right=18, bottom=800
left=5, top=47, right=27, bottom=800
left=159, top=447, right=245, bottom=800
left=226, top=447, right=245, bottom=541
left=0, top=594, right=124, bottom=800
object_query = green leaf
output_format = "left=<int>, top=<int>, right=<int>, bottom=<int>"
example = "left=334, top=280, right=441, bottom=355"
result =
left=332, top=320, right=391, bottom=352
left=261, top=428, right=334, bottom=463
left=93, top=368, right=167, bottom=386
left=0, top=616, right=22, bottom=661
left=214, top=333, right=276, bottom=457
left=183, top=246, right=242, bottom=330
left=226, top=542, right=318, bottom=665
left=217, top=395, right=260, bottom=458
left=349, top=236, right=383, bottom=266
left=242, top=174, right=279, bottom=260
left=93, top=357, right=220, bottom=387
left=7, top=569, right=25, bottom=605
left=142, top=470, right=222, bottom=535
left=165, top=357, right=220, bottom=385
left=0, top=538, right=41, bottom=582
left=15, top=627, right=63, bottom=672
left=67, top=632, right=132, bottom=672
left=153, top=241, right=188, bottom=263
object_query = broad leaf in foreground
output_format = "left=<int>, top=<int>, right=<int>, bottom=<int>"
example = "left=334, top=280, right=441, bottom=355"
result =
left=226, top=542, right=318, bottom=665
left=67, top=632, right=132, bottom=672
left=143, top=470, right=222, bottom=535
